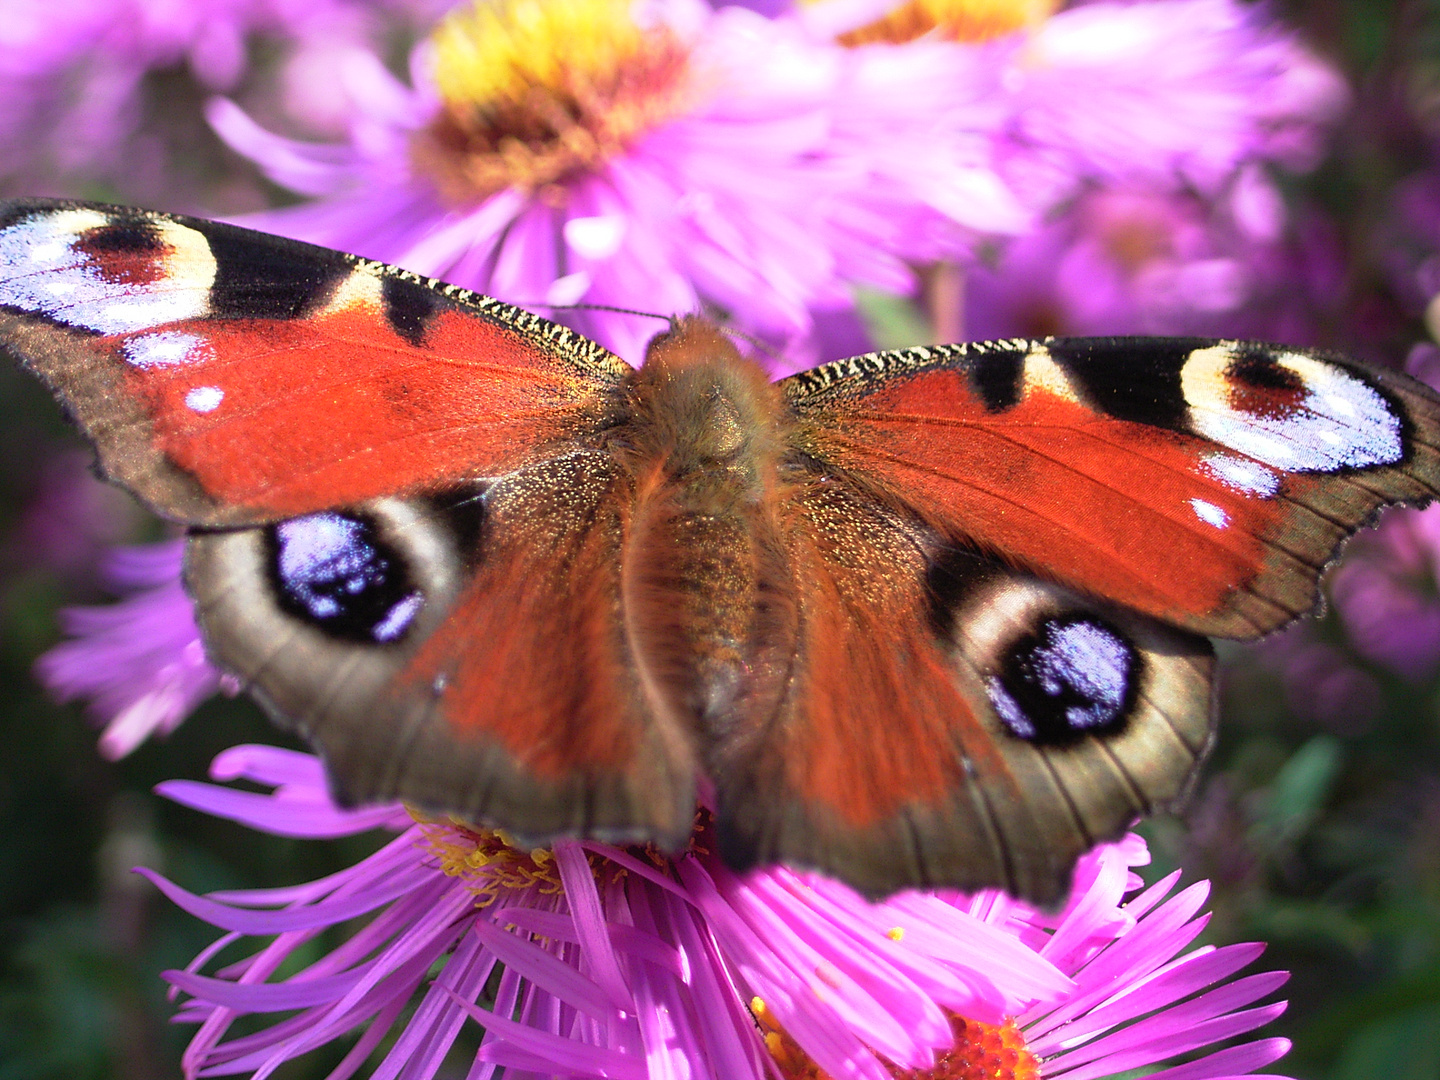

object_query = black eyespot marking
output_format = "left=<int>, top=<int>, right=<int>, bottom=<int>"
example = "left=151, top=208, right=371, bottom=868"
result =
left=1049, top=337, right=1199, bottom=427
left=987, top=615, right=1139, bottom=745
left=423, top=484, right=489, bottom=567
left=1226, top=347, right=1305, bottom=393
left=382, top=275, right=447, bottom=346
left=76, top=221, right=166, bottom=256
left=924, top=544, right=994, bottom=638
left=969, top=347, right=1025, bottom=412
left=267, top=511, right=423, bottom=644
left=204, top=228, right=350, bottom=320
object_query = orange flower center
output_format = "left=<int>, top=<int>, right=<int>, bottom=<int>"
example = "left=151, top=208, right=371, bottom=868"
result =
left=751, top=998, right=1043, bottom=1080
left=824, top=0, right=1058, bottom=46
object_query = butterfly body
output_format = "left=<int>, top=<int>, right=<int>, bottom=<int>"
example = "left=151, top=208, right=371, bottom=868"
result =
left=4, top=198, right=1439, bottom=903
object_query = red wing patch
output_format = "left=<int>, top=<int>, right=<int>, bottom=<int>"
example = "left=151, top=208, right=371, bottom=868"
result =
left=0, top=200, right=628, bottom=526
left=783, top=338, right=1440, bottom=639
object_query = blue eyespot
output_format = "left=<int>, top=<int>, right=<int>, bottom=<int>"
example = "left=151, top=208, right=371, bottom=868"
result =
left=987, top=616, right=1137, bottom=744
left=270, top=511, right=423, bottom=644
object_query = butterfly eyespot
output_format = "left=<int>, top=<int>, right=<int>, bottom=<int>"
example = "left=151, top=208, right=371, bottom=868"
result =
left=0, top=207, right=216, bottom=334
left=1181, top=344, right=1404, bottom=472
left=986, top=614, right=1139, bottom=745
left=268, top=511, right=426, bottom=645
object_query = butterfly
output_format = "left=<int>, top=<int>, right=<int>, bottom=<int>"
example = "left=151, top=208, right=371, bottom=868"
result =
left=3, top=198, right=1437, bottom=904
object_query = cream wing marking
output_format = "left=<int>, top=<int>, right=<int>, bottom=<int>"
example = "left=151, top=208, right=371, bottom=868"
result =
left=1181, top=344, right=1404, bottom=472
left=0, top=209, right=216, bottom=333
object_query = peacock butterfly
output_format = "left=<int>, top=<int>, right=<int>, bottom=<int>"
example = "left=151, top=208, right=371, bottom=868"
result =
left=3, top=198, right=1437, bottom=904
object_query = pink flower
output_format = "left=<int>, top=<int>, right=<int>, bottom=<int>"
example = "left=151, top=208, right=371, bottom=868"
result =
left=798, top=0, right=1346, bottom=210
left=145, top=743, right=1293, bottom=1080
left=0, top=0, right=378, bottom=189
left=34, top=540, right=233, bottom=759
left=988, top=0, right=1346, bottom=203
left=965, top=180, right=1345, bottom=341
left=206, top=0, right=1028, bottom=362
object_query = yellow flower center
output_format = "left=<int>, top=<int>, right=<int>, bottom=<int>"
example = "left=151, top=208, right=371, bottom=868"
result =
left=752, top=999, right=1043, bottom=1080
left=413, top=0, right=695, bottom=205
left=415, top=815, right=575, bottom=905
left=821, top=0, right=1059, bottom=46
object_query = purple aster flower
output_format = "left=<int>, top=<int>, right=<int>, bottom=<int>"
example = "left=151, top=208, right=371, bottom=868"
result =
left=988, top=0, right=1346, bottom=202
left=1251, top=622, right=1384, bottom=736
left=143, top=743, right=1292, bottom=1080
left=34, top=540, right=234, bottom=760
left=1321, top=353, right=1440, bottom=683
left=206, top=0, right=1029, bottom=362
left=0, top=0, right=397, bottom=193
left=1329, top=504, right=1440, bottom=682
left=965, top=179, right=1345, bottom=341
left=1383, top=158, right=1440, bottom=339
left=4, top=448, right=145, bottom=579
left=799, top=0, right=1346, bottom=209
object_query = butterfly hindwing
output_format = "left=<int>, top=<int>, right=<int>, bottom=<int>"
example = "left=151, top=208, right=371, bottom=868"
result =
left=0, top=199, right=629, bottom=526
left=781, top=336, right=1440, bottom=640
left=707, top=475, right=1215, bottom=902
left=185, top=458, right=700, bottom=851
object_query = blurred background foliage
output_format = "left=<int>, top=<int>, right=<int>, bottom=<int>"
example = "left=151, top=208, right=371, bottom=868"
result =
left=3, top=0, right=1440, bottom=1077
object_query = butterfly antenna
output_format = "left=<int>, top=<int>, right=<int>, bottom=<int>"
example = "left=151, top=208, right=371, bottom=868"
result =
left=535, top=302, right=672, bottom=323
left=717, top=325, right=783, bottom=363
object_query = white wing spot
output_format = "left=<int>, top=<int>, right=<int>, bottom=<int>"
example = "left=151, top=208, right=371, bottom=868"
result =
left=1200, top=453, right=1279, bottom=497
left=185, top=386, right=224, bottom=413
left=122, top=331, right=213, bottom=368
left=1190, top=498, right=1229, bottom=528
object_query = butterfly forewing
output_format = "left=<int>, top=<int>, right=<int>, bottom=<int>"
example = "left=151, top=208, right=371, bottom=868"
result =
left=0, top=199, right=629, bottom=526
left=781, top=337, right=1440, bottom=640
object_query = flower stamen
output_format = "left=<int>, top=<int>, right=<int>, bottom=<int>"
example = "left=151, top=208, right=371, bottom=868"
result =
left=415, top=815, right=573, bottom=904
left=752, top=998, right=1043, bottom=1080
left=414, top=0, right=695, bottom=203
left=826, top=0, right=1058, bottom=46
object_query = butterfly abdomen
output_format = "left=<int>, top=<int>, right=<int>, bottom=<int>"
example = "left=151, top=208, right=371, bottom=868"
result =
left=619, top=318, right=801, bottom=740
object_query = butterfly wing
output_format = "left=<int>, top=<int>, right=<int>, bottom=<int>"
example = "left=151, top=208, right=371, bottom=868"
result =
left=781, top=337, right=1440, bottom=640
left=708, top=475, right=1214, bottom=903
left=0, top=199, right=698, bottom=849
left=0, top=199, right=628, bottom=527
left=185, top=459, right=700, bottom=850
left=714, top=336, right=1440, bottom=901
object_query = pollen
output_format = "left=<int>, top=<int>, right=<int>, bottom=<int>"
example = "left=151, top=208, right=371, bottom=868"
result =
left=414, top=814, right=570, bottom=904
left=827, top=0, right=1058, bottom=46
left=752, top=1000, right=1042, bottom=1080
left=414, top=0, right=694, bottom=204
left=899, top=1016, right=1042, bottom=1080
